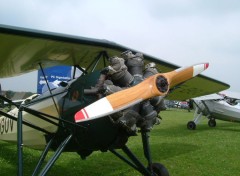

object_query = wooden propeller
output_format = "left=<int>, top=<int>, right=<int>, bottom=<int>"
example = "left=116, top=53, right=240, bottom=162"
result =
left=75, top=63, right=209, bottom=122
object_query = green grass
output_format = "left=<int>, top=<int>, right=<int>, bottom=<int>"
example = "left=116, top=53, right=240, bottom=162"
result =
left=1, top=109, right=240, bottom=175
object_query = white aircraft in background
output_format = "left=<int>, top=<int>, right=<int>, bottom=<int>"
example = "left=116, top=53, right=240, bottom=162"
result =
left=187, top=91, right=240, bottom=130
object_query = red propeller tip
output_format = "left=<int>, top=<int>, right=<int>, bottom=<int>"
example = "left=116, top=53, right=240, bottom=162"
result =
left=205, top=63, right=209, bottom=70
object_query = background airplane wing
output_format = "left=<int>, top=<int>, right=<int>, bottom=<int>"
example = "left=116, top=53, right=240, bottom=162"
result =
left=0, top=24, right=229, bottom=100
left=193, top=94, right=224, bottom=101
left=219, top=90, right=240, bottom=100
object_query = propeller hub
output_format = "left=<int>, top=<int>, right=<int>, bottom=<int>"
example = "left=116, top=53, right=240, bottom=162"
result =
left=156, top=76, right=168, bottom=93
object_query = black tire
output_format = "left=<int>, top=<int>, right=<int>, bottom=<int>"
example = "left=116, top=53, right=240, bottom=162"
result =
left=208, top=119, right=216, bottom=127
left=147, top=163, right=169, bottom=176
left=187, top=121, right=196, bottom=130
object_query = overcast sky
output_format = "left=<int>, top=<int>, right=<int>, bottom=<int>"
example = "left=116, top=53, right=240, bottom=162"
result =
left=0, top=0, right=240, bottom=93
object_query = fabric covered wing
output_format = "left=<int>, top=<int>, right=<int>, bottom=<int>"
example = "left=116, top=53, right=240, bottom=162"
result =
left=0, top=24, right=229, bottom=100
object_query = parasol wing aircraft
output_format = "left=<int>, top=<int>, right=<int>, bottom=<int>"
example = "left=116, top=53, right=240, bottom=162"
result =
left=0, top=24, right=229, bottom=176
left=187, top=91, right=240, bottom=130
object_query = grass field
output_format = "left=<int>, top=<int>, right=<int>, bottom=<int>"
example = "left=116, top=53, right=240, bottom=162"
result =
left=1, top=109, right=240, bottom=176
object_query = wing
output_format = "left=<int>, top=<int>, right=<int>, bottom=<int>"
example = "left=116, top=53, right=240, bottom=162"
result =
left=219, top=90, right=240, bottom=100
left=193, top=94, right=224, bottom=101
left=0, top=24, right=229, bottom=100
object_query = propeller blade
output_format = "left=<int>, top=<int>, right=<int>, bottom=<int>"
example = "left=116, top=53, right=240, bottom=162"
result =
left=75, top=63, right=209, bottom=122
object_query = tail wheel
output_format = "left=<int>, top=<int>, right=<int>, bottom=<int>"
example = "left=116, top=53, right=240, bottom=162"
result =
left=208, top=119, right=216, bottom=127
left=147, top=163, right=169, bottom=176
left=187, top=121, right=196, bottom=130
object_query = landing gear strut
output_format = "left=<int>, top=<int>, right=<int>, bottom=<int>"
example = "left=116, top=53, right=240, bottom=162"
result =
left=110, top=129, right=169, bottom=176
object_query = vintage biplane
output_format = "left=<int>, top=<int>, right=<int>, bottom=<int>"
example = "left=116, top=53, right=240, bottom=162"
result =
left=187, top=91, right=240, bottom=130
left=0, top=24, right=229, bottom=176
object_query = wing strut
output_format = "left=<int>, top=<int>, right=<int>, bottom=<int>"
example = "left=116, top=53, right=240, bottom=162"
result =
left=17, top=106, right=23, bottom=176
left=74, top=65, right=87, bottom=77
left=38, top=134, right=73, bottom=176
left=85, top=51, right=109, bottom=73
left=72, top=51, right=109, bottom=78
left=38, top=63, right=60, bottom=116
left=102, top=51, right=109, bottom=68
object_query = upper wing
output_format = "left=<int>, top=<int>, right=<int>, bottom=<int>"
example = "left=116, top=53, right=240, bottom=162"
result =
left=0, top=24, right=229, bottom=100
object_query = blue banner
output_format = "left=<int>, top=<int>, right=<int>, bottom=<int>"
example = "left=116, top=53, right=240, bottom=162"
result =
left=37, top=66, right=72, bottom=94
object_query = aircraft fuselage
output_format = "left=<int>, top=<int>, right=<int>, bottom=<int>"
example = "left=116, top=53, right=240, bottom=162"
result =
left=205, top=100, right=240, bottom=122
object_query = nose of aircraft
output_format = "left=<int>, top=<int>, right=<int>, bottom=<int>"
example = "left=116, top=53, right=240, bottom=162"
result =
left=156, top=75, right=169, bottom=93
left=75, top=63, right=209, bottom=123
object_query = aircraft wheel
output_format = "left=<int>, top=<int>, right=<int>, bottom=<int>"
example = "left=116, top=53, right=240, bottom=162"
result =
left=208, top=119, right=216, bottom=127
left=147, top=163, right=169, bottom=176
left=187, top=121, right=196, bottom=130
